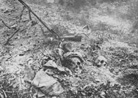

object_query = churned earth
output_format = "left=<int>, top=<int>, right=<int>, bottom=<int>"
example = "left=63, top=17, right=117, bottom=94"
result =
left=0, top=0, right=138, bottom=98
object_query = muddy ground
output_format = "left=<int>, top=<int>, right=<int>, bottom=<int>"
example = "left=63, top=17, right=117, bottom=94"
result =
left=0, top=0, right=138, bottom=98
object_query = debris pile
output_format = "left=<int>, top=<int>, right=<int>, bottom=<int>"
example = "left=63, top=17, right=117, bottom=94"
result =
left=0, top=0, right=138, bottom=98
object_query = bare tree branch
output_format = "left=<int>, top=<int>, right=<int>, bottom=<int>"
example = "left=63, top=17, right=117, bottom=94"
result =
left=18, top=0, right=60, bottom=39
left=19, top=6, right=25, bottom=22
left=0, top=19, right=12, bottom=29
left=4, top=28, right=20, bottom=45
left=28, top=10, right=32, bottom=20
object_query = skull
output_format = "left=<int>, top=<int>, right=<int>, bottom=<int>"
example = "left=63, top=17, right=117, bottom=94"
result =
left=71, top=57, right=82, bottom=74
left=95, top=56, right=107, bottom=67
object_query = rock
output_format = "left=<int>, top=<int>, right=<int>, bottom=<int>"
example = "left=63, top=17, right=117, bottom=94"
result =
left=32, top=69, right=64, bottom=97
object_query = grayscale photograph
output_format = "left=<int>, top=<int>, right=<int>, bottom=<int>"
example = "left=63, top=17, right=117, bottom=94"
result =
left=0, top=0, right=138, bottom=98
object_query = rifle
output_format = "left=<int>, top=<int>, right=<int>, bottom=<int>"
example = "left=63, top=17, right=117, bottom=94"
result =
left=61, top=35, right=82, bottom=42
left=18, top=0, right=60, bottom=39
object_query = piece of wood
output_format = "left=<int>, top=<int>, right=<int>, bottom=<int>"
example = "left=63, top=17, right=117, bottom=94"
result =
left=4, top=28, right=20, bottom=45
left=19, top=6, right=25, bottom=22
left=0, top=19, right=12, bottom=29
left=28, top=10, right=32, bottom=20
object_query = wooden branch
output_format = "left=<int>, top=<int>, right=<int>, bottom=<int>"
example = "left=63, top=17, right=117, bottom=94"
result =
left=0, top=19, right=12, bottom=29
left=4, top=28, right=20, bottom=45
left=19, top=6, right=25, bottom=22
left=28, top=10, right=32, bottom=20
